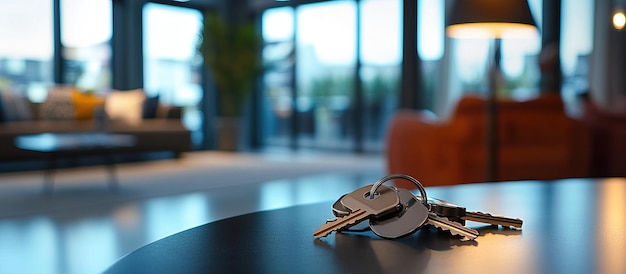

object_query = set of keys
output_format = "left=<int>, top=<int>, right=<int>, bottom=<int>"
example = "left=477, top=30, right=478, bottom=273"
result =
left=313, top=174, right=522, bottom=241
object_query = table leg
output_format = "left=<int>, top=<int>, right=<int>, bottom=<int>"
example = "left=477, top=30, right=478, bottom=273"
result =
left=43, top=155, right=56, bottom=195
left=105, top=153, right=119, bottom=191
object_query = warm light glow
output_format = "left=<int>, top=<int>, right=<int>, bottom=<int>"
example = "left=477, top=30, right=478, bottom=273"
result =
left=446, top=22, right=538, bottom=39
left=596, top=178, right=626, bottom=273
left=613, top=11, right=626, bottom=30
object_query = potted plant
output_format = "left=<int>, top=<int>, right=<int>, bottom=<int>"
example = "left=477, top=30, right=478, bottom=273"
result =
left=199, top=11, right=262, bottom=150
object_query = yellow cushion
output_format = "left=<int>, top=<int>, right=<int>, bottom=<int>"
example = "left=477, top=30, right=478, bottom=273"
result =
left=72, top=90, right=105, bottom=120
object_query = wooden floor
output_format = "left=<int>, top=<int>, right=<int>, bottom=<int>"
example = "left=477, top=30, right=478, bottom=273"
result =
left=0, top=150, right=385, bottom=274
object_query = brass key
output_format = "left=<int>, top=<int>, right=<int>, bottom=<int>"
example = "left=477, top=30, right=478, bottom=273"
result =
left=313, top=185, right=400, bottom=238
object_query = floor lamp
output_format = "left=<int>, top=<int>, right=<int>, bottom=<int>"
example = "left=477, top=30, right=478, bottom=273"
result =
left=446, top=0, right=538, bottom=182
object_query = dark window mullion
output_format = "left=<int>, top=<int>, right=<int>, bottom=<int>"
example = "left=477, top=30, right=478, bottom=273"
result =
left=53, top=0, right=64, bottom=84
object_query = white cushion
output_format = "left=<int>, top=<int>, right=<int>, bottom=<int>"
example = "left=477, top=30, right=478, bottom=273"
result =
left=105, top=89, right=146, bottom=125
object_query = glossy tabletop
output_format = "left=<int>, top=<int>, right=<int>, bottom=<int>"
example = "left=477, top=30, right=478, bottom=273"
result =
left=15, top=132, right=135, bottom=153
left=105, top=178, right=626, bottom=274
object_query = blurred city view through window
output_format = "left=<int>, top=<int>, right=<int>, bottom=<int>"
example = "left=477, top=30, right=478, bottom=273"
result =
left=0, top=0, right=594, bottom=152
left=61, top=0, right=112, bottom=95
left=142, top=3, right=204, bottom=147
left=0, top=0, right=54, bottom=102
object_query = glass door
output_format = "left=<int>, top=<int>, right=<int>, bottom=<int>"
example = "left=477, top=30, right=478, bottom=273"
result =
left=143, top=3, right=204, bottom=148
left=61, top=0, right=112, bottom=94
left=295, top=1, right=357, bottom=150
left=360, top=0, right=402, bottom=151
left=261, top=7, right=295, bottom=147
left=261, top=0, right=403, bottom=152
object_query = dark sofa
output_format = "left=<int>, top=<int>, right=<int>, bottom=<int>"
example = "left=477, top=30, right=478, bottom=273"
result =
left=0, top=87, right=192, bottom=164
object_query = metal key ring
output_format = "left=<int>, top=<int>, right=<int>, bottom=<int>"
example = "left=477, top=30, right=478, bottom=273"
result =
left=368, top=174, right=429, bottom=208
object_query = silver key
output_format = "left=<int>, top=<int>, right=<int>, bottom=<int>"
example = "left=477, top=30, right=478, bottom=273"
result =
left=463, top=211, right=523, bottom=229
left=332, top=194, right=350, bottom=217
left=370, top=187, right=478, bottom=240
left=313, top=185, right=400, bottom=238
left=427, top=197, right=467, bottom=225
left=330, top=194, right=370, bottom=231
left=369, top=187, right=429, bottom=239
left=425, top=212, right=479, bottom=241
left=429, top=197, right=523, bottom=229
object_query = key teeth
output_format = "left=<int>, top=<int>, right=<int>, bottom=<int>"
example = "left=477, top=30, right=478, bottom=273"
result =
left=466, top=211, right=524, bottom=228
left=313, top=209, right=367, bottom=238
left=428, top=222, right=478, bottom=241
left=475, top=211, right=515, bottom=219
left=475, top=211, right=523, bottom=221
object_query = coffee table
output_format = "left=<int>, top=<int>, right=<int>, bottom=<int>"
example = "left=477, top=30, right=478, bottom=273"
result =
left=103, top=178, right=626, bottom=274
left=15, top=132, right=136, bottom=192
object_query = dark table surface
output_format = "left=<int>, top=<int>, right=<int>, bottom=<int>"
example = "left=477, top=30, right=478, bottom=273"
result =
left=105, top=178, right=626, bottom=274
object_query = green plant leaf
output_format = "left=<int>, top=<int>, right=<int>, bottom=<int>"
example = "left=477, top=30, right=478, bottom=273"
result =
left=199, top=12, right=262, bottom=117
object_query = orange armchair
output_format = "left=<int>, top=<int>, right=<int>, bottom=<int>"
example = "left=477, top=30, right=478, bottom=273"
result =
left=386, top=94, right=591, bottom=188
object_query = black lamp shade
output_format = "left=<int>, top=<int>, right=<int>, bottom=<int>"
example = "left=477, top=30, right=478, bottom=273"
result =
left=447, top=0, right=538, bottom=38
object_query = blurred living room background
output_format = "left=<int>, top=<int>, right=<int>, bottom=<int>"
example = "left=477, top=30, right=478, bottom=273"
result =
left=1, top=0, right=625, bottom=273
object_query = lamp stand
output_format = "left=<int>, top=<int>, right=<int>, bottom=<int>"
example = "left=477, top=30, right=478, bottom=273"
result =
left=486, top=38, right=502, bottom=182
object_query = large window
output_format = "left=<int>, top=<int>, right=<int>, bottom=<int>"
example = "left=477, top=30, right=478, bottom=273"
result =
left=0, top=0, right=53, bottom=102
left=560, top=0, right=594, bottom=100
left=0, top=0, right=112, bottom=104
left=261, top=0, right=402, bottom=152
left=295, top=1, right=357, bottom=150
left=61, top=0, right=112, bottom=93
left=418, top=0, right=444, bottom=113
left=143, top=3, right=204, bottom=147
left=261, top=2, right=362, bottom=150
left=261, top=7, right=295, bottom=147
left=360, top=0, right=401, bottom=151
left=418, top=0, right=444, bottom=62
